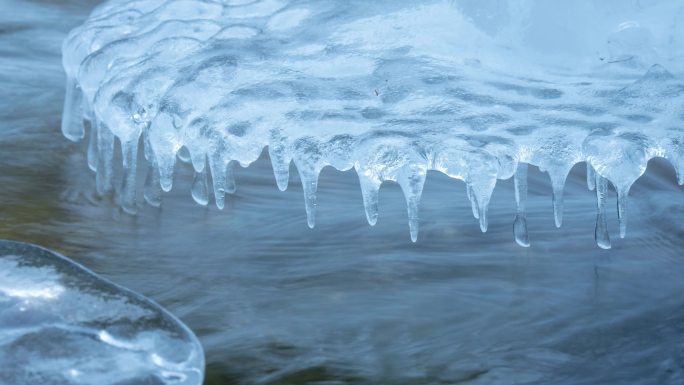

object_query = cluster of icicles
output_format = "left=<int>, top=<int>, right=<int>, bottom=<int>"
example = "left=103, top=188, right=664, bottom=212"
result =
left=60, top=0, right=684, bottom=249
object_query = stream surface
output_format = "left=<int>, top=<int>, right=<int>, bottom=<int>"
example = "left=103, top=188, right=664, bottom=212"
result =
left=1, top=1, right=684, bottom=384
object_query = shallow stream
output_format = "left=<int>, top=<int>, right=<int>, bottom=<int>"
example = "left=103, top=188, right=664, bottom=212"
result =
left=1, top=1, right=684, bottom=384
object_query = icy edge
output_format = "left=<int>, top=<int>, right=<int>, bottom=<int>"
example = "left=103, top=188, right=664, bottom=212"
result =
left=65, top=121, right=683, bottom=249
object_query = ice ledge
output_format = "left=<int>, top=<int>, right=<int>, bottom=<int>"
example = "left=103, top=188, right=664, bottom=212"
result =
left=60, top=0, right=684, bottom=248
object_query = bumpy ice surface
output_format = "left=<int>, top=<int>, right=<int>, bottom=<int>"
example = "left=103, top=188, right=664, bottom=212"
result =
left=61, top=0, right=684, bottom=248
left=0, top=241, right=204, bottom=385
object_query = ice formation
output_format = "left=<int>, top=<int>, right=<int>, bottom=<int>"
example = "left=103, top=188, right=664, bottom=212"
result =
left=0, top=241, right=204, bottom=385
left=61, top=0, right=684, bottom=248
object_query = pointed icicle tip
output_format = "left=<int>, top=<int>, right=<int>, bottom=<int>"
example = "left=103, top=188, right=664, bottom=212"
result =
left=616, top=186, right=630, bottom=239
left=274, top=162, right=290, bottom=192
left=549, top=168, right=569, bottom=229
left=552, top=188, right=564, bottom=228
left=191, top=169, right=209, bottom=206
left=87, top=125, right=98, bottom=172
left=595, top=173, right=611, bottom=249
left=358, top=174, right=380, bottom=226
left=466, top=184, right=479, bottom=220
left=363, top=192, right=380, bottom=226
left=514, top=214, right=529, bottom=247
left=478, top=206, right=488, bottom=233
left=208, top=158, right=234, bottom=210
left=409, top=224, right=418, bottom=243
left=157, top=148, right=177, bottom=193
left=61, top=76, right=85, bottom=142
left=468, top=177, right=495, bottom=234
left=120, top=138, right=140, bottom=215
left=514, top=163, right=530, bottom=247
left=215, top=194, right=225, bottom=210
left=298, top=168, right=319, bottom=229
left=398, top=170, right=426, bottom=244
left=211, top=165, right=226, bottom=211
left=95, top=121, right=115, bottom=196
left=595, top=224, right=612, bottom=249
left=160, top=169, right=174, bottom=192
left=407, top=195, right=420, bottom=242
left=269, top=146, right=291, bottom=192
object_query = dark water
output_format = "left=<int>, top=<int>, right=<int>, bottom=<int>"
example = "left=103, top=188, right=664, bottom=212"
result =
left=2, top=1, right=684, bottom=384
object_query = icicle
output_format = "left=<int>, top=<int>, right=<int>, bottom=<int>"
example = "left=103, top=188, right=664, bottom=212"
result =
left=208, top=155, right=226, bottom=210
left=144, top=164, right=162, bottom=207
left=466, top=184, right=479, bottom=219
left=208, top=156, right=237, bottom=210
left=87, top=125, right=98, bottom=172
left=513, top=163, right=530, bottom=247
left=95, top=120, right=114, bottom=195
left=155, top=143, right=177, bottom=193
left=616, top=186, right=629, bottom=239
left=269, top=145, right=290, bottom=191
left=143, top=132, right=162, bottom=207
left=407, top=197, right=420, bottom=242
left=398, top=169, right=426, bottom=243
left=477, top=203, right=488, bottom=233
left=467, top=178, right=495, bottom=233
left=159, top=163, right=175, bottom=192
left=595, top=174, right=611, bottom=249
left=61, top=76, right=85, bottom=141
left=120, top=137, right=139, bottom=214
left=297, top=166, right=319, bottom=229
left=191, top=166, right=209, bottom=206
left=357, top=174, right=380, bottom=226
left=586, top=162, right=596, bottom=191
left=549, top=169, right=568, bottom=228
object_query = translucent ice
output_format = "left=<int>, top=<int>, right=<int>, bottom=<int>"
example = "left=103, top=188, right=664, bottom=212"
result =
left=61, top=0, right=684, bottom=247
left=0, top=240, right=204, bottom=385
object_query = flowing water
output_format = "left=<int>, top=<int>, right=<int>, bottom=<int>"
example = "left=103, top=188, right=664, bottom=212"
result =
left=1, top=1, right=684, bottom=384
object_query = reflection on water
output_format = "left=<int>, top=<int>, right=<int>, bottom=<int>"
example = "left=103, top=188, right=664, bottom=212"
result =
left=1, top=1, right=684, bottom=384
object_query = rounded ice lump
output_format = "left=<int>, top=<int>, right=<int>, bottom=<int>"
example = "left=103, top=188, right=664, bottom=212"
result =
left=0, top=240, right=204, bottom=385
left=61, top=0, right=684, bottom=248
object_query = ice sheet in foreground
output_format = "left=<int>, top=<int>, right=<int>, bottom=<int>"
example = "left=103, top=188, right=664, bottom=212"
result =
left=61, top=0, right=684, bottom=248
left=0, top=240, right=204, bottom=385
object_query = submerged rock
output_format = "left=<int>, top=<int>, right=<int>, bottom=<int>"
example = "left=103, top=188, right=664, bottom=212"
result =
left=0, top=240, right=204, bottom=385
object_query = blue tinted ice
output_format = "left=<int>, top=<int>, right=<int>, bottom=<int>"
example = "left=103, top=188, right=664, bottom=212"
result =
left=0, top=241, right=204, bottom=385
left=61, top=0, right=684, bottom=248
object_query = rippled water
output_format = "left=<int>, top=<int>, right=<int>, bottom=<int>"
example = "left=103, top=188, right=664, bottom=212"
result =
left=2, top=1, right=684, bottom=384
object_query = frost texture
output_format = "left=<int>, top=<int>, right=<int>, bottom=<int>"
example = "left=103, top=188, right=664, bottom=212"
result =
left=0, top=241, right=204, bottom=385
left=61, top=0, right=684, bottom=248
